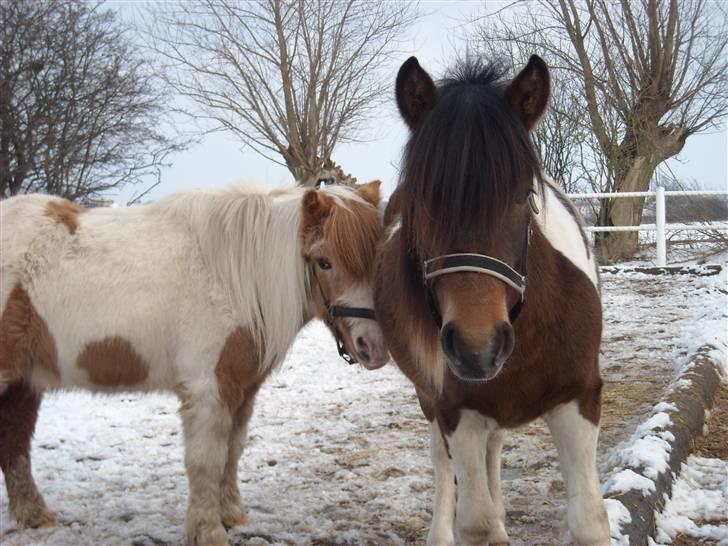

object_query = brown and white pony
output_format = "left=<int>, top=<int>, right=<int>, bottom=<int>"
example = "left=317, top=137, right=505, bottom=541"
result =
left=374, top=56, right=610, bottom=545
left=0, top=181, right=386, bottom=546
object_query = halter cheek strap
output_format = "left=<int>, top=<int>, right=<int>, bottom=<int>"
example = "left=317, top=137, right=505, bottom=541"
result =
left=310, top=267, right=377, bottom=365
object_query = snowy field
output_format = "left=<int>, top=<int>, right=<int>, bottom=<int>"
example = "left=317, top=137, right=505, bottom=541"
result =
left=1, top=268, right=726, bottom=546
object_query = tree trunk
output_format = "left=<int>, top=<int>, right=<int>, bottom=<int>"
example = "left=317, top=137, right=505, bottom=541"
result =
left=596, top=155, right=656, bottom=263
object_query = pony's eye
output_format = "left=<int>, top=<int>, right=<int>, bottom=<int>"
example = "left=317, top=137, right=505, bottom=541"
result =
left=317, top=259, right=332, bottom=271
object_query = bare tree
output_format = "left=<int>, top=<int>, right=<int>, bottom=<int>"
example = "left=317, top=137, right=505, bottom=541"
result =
left=148, top=0, right=418, bottom=187
left=0, top=0, right=181, bottom=203
left=475, top=0, right=728, bottom=261
left=474, top=33, right=597, bottom=194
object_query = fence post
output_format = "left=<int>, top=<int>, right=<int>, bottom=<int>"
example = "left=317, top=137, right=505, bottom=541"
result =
left=656, top=186, right=666, bottom=266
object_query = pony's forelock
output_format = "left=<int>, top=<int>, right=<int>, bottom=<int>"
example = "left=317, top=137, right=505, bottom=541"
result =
left=322, top=186, right=383, bottom=281
left=399, top=57, right=543, bottom=256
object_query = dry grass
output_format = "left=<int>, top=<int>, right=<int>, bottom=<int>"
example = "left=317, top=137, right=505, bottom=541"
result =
left=692, top=382, right=728, bottom=459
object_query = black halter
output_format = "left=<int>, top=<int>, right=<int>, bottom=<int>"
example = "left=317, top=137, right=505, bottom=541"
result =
left=310, top=267, right=377, bottom=365
left=421, top=211, right=533, bottom=328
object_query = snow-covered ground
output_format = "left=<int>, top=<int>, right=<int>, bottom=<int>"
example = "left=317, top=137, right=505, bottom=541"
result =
left=1, top=267, right=726, bottom=545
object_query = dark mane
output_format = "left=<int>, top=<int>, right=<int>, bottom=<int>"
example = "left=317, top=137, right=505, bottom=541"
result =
left=398, top=57, right=542, bottom=255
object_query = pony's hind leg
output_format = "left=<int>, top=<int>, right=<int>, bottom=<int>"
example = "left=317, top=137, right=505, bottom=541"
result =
left=426, top=419, right=456, bottom=546
left=0, top=382, right=57, bottom=528
left=179, top=385, right=233, bottom=546
left=544, top=399, right=610, bottom=546
left=219, top=386, right=260, bottom=529
left=448, top=410, right=509, bottom=546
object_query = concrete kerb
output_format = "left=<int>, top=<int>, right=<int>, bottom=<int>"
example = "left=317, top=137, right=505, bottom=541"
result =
left=602, top=345, right=725, bottom=545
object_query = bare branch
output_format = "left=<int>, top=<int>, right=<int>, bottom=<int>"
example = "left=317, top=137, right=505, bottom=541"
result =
left=145, top=0, right=419, bottom=186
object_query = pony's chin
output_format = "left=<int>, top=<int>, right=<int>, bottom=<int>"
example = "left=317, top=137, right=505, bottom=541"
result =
left=360, top=358, right=389, bottom=371
left=446, top=360, right=504, bottom=382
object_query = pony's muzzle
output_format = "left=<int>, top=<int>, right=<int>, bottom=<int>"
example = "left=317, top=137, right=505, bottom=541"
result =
left=441, top=321, right=514, bottom=381
left=353, top=324, right=389, bottom=370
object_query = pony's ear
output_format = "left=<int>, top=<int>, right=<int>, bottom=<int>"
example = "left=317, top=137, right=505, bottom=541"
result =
left=356, top=180, right=382, bottom=207
left=396, top=57, right=439, bottom=130
left=302, top=189, right=334, bottom=227
left=505, top=55, right=550, bottom=131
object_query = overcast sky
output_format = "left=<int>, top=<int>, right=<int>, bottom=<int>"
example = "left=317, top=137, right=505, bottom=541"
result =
left=112, top=1, right=727, bottom=204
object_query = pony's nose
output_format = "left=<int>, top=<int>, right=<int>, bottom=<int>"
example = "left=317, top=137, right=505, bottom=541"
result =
left=356, top=330, right=389, bottom=370
left=441, top=321, right=514, bottom=381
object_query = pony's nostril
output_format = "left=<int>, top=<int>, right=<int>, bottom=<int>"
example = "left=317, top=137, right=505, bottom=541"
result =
left=356, top=336, right=371, bottom=361
left=441, top=322, right=458, bottom=361
left=497, top=322, right=515, bottom=362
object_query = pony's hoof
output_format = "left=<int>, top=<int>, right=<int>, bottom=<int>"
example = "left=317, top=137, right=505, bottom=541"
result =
left=17, top=507, right=58, bottom=529
left=222, top=516, right=249, bottom=528
left=187, top=520, right=229, bottom=546
left=221, top=500, right=249, bottom=528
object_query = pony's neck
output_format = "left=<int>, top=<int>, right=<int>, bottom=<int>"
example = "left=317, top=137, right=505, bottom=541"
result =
left=161, top=186, right=310, bottom=370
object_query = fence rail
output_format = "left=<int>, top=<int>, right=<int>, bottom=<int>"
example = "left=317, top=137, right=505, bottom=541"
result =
left=566, top=187, right=728, bottom=266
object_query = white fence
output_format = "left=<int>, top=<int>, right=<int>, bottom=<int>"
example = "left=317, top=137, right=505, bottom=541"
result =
left=567, top=187, right=728, bottom=266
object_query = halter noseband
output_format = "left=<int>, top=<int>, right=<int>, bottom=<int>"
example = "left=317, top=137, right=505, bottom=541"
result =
left=421, top=209, right=533, bottom=328
left=310, top=267, right=376, bottom=365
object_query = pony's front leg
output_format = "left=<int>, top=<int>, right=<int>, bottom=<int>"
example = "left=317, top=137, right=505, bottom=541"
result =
left=179, top=386, right=233, bottom=546
left=426, top=420, right=456, bottom=546
left=449, top=410, right=509, bottom=546
left=486, top=428, right=507, bottom=537
left=0, top=383, right=57, bottom=529
left=544, top=399, right=610, bottom=546
left=219, top=387, right=259, bottom=529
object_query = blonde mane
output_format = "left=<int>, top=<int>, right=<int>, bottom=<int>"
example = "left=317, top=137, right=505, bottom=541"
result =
left=157, top=183, right=309, bottom=370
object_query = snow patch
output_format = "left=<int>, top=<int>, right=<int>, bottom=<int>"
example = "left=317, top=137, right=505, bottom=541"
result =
left=605, top=469, right=656, bottom=495
left=654, top=456, right=728, bottom=545
left=607, top=410, right=674, bottom=483
left=605, top=498, right=631, bottom=546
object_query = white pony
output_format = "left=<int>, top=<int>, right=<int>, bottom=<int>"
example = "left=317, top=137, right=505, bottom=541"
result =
left=0, top=181, right=387, bottom=546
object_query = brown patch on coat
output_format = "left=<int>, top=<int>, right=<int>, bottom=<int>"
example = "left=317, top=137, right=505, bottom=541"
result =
left=0, top=284, right=59, bottom=383
left=375, top=222, right=604, bottom=432
left=76, top=337, right=148, bottom=387
left=215, top=327, right=267, bottom=411
left=45, top=200, right=86, bottom=234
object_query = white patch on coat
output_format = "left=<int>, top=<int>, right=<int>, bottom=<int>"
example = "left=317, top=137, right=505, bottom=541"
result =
left=544, top=401, right=611, bottom=545
left=534, top=178, right=599, bottom=288
left=447, top=410, right=509, bottom=544
left=427, top=420, right=456, bottom=546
